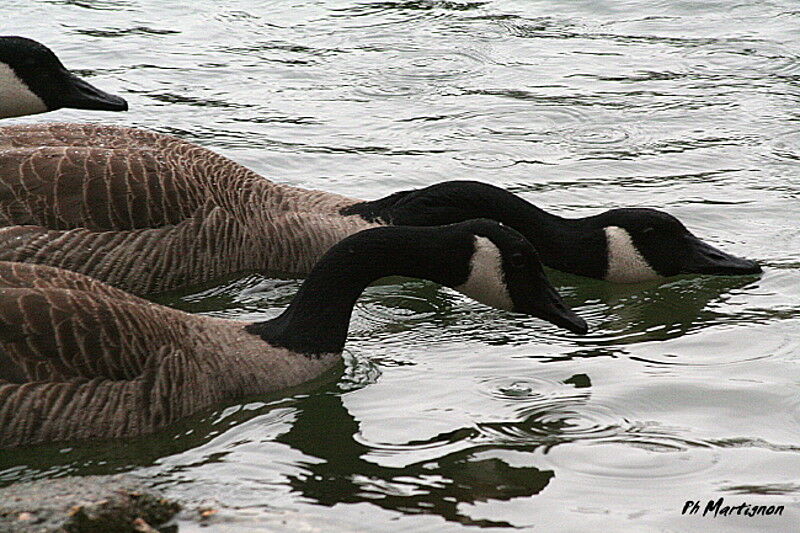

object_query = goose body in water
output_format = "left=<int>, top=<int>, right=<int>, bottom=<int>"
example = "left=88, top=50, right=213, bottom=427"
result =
left=0, top=220, right=587, bottom=448
left=0, top=124, right=760, bottom=295
left=0, top=36, right=127, bottom=118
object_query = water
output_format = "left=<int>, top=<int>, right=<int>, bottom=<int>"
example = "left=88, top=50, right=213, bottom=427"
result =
left=1, top=0, right=799, bottom=530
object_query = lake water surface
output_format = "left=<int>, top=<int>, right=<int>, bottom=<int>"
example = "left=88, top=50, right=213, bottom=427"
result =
left=1, top=0, right=799, bottom=531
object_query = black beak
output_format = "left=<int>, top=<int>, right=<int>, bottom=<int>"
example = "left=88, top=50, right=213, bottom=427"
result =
left=59, top=71, right=128, bottom=112
left=528, top=283, right=589, bottom=335
left=680, top=235, right=762, bottom=276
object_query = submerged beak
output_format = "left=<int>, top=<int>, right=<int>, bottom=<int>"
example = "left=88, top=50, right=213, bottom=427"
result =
left=529, top=283, right=589, bottom=335
left=680, top=235, right=762, bottom=276
left=60, top=72, right=128, bottom=112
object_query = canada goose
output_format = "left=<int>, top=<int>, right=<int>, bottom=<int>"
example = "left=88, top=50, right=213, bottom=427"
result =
left=0, top=220, right=587, bottom=448
left=0, top=36, right=127, bottom=118
left=0, top=124, right=760, bottom=295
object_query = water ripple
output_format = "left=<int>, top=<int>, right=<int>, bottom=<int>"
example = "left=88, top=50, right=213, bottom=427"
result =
left=763, top=130, right=800, bottom=163
left=455, top=95, right=595, bottom=142
left=561, top=125, right=631, bottom=146
left=539, top=442, right=721, bottom=485
left=453, top=149, right=519, bottom=168
left=685, top=40, right=800, bottom=77
left=475, top=404, right=632, bottom=448
left=396, top=50, right=488, bottom=80
left=350, top=288, right=439, bottom=335
left=354, top=48, right=491, bottom=98
left=477, top=375, right=589, bottom=402
left=339, top=351, right=383, bottom=391
left=330, top=0, right=489, bottom=27
left=353, top=81, right=421, bottom=99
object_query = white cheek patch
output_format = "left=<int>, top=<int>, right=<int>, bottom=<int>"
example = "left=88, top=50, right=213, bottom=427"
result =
left=0, top=63, right=48, bottom=118
left=455, top=236, right=514, bottom=311
left=604, top=226, right=661, bottom=283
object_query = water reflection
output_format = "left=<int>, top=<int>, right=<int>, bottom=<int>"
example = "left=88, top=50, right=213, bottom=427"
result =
left=278, top=390, right=554, bottom=528
left=73, top=26, right=181, bottom=38
left=44, top=0, right=134, bottom=10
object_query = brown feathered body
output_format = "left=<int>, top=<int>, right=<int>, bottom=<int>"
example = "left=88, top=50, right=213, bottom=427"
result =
left=0, top=261, right=338, bottom=448
left=0, top=123, right=376, bottom=295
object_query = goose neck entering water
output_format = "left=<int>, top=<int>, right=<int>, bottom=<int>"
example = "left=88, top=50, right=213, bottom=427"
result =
left=246, top=221, right=587, bottom=354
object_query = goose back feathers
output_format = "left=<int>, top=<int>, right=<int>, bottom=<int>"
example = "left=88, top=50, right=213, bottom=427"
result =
left=0, top=123, right=376, bottom=294
left=0, top=221, right=587, bottom=448
left=0, top=260, right=334, bottom=447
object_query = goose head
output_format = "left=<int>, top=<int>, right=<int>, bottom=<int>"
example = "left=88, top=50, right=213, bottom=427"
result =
left=449, top=219, right=588, bottom=334
left=0, top=36, right=128, bottom=118
left=593, top=208, right=762, bottom=283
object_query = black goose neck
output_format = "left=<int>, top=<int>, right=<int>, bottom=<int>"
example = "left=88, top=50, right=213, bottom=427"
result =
left=342, top=181, right=608, bottom=279
left=245, top=225, right=474, bottom=356
left=342, top=180, right=560, bottom=228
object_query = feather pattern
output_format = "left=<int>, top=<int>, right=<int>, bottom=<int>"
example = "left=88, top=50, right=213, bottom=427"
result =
left=0, top=261, right=338, bottom=448
left=0, top=123, right=376, bottom=294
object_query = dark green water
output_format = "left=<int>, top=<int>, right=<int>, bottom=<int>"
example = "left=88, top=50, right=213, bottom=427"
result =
left=1, top=0, right=799, bottom=530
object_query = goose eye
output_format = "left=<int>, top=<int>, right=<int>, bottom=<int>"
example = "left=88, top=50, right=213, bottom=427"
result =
left=509, top=252, right=526, bottom=269
left=642, top=227, right=655, bottom=235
